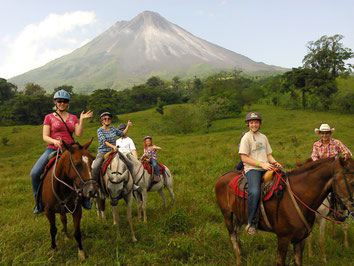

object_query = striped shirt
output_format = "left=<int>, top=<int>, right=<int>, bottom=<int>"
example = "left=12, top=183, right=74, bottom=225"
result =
left=311, top=138, right=352, bottom=161
left=97, top=126, right=124, bottom=153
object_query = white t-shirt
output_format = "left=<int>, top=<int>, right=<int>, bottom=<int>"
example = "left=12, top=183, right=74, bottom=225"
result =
left=116, top=137, right=136, bottom=154
left=239, top=131, right=272, bottom=173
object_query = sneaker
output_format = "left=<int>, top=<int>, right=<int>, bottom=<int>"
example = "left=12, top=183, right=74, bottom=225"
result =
left=245, top=224, right=257, bottom=235
left=82, top=197, right=92, bottom=210
left=33, top=204, right=43, bottom=214
left=133, top=184, right=142, bottom=192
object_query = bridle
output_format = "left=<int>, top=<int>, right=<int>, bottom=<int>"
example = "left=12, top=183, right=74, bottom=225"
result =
left=51, top=146, right=97, bottom=213
left=105, top=152, right=131, bottom=201
left=332, top=167, right=354, bottom=217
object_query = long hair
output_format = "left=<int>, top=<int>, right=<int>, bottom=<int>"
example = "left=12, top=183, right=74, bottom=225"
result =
left=143, top=138, right=153, bottom=149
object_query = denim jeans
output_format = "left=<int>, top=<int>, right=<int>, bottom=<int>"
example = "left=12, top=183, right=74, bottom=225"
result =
left=92, top=153, right=105, bottom=180
left=246, top=169, right=264, bottom=225
left=30, top=147, right=56, bottom=199
left=150, top=158, right=159, bottom=176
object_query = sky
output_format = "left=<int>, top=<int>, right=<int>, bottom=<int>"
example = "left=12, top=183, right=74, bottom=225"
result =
left=0, top=0, right=353, bottom=79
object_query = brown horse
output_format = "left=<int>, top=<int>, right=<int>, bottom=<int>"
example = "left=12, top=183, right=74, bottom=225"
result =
left=215, top=157, right=354, bottom=265
left=40, top=139, right=99, bottom=261
left=295, top=157, right=349, bottom=262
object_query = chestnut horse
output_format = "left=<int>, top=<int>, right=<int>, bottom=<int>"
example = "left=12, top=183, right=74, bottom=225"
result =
left=215, top=157, right=353, bottom=265
left=40, top=139, right=99, bottom=261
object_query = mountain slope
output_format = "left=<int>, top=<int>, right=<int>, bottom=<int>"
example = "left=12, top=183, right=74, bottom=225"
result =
left=10, top=11, right=286, bottom=91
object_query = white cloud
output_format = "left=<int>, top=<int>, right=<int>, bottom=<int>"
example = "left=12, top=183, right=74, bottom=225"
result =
left=0, top=11, right=96, bottom=79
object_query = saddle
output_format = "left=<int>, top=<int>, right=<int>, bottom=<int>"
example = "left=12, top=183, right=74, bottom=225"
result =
left=229, top=170, right=285, bottom=201
left=101, top=152, right=115, bottom=175
left=141, top=161, right=165, bottom=175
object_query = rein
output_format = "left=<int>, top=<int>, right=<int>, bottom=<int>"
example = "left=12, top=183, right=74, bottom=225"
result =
left=280, top=167, right=347, bottom=226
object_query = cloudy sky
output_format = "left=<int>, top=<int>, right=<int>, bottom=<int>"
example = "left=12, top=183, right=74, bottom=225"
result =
left=0, top=0, right=353, bottom=79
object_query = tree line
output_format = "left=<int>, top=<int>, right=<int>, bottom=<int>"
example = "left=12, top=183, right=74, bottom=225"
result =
left=0, top=34, right=353, bottom=127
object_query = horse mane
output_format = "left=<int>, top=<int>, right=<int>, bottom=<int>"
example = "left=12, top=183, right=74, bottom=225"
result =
left=288, top=157, right=335, bottom=176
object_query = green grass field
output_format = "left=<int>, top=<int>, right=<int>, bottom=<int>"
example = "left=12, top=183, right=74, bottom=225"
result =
left=0, top=104, right=353, bottom=265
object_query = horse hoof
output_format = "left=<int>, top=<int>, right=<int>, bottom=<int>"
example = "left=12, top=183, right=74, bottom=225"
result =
left=132, top=237, right=138, bottom=242
left=47, top=248, right=56, bottom=255
left=78, top=249, right=85, bottom=261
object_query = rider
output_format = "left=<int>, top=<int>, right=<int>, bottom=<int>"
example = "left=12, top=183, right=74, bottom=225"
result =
left=238, top=111, right=282, bottom=235
left=311, top=123, right=352, bottom=161
left=92, top=112, right=131, bottom=181
left=30, top=89, right=93, bottom=213
left=142, top=136, right=162, bottom=183
left=116, top=123, right=138, bottom=158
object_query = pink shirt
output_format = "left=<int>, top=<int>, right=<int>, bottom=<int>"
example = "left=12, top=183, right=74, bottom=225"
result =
left=43, top=113, right=78, bottom=148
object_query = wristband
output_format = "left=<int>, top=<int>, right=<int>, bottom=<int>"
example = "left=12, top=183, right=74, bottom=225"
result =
left=256, top=161, right=260, bottom=167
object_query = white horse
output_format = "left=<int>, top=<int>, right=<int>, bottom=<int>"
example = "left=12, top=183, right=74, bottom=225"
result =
left=122, top=152, right=175, bottom=222
left=96, top=152, right=137, bottom=242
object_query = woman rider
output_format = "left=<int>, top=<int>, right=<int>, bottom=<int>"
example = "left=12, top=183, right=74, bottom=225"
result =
left=238, top=111, right=282, bottom=235
left=30, top=89, right=93, bottom=213
left=142, top=136, right=162, bottom=183
left=92, top=112, right=131, bottom=180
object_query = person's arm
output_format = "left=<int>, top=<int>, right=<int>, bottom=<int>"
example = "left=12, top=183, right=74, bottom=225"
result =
left=122, top=120, right=132, bottom=135
left=240, top=154, right=275, bottom=171
left=43, top=124, right=62, bottom=148
left=267, top=154, right=282, bottom=168
left=153, top=145, right=162, bottom=150
left=311, top=144, right=320, bottom=161
left=131, top=149, right=138, bottom=158
left=336, top=140, right=352, bottom=159
left=104, top=141, right=117, bottom=152
left=75, top=110, right=93, bottom=136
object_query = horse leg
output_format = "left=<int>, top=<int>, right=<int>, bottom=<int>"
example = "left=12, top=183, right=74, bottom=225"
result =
left=318, top=217, right=327, bottom=262
left=166, top=182, right=175, bottom=205
left=157, top=188, right=166, bottom=209
left=306, top=232, right=313, bottom=257
left=293, top=239, right=305, bottom=266
left=342, top=223, right=348, bottom=249
left=125, top=194, right=137, bottom=242
left=134, top=191, right=143, bottom=221
left=141, top=189, right=148, bottom=223
left=72, top=207, right=85, bottom=261
left=46, top=211, right=57, bottom=250
left=276, top=236, right=290, bottom=266
left=59, top=212, right=69, bottom=241
left=111, top=205, right=119, bottom=227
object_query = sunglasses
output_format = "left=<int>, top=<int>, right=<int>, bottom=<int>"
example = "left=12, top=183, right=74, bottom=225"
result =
left=102, top=117, right=111, bottom=121
left=56, top=99, right=69, bottom=103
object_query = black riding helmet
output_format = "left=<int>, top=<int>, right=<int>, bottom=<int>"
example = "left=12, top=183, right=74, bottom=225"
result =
left=117, top=123, right=126, bottom=130
left=245, top=111, right=262, bottom=123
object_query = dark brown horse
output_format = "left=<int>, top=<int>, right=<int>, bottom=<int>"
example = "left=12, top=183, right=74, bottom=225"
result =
left=40, top=139, right=99, bottom=261
left=215, top=157, right=354, bottom=265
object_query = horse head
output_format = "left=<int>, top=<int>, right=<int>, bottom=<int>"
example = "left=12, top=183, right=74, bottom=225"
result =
left=332, top=157, right=354, bottom=217
left=105, top=152, right=130, bottom=206
left=61, top=138, right=99, bottom=198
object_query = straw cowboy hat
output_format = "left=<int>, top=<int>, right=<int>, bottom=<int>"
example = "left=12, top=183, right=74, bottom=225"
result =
left=314, top=123, right=335, bottom=134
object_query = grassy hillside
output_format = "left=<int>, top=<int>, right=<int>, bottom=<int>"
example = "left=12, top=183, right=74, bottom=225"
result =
left=0, top=104, right=353, bottom=265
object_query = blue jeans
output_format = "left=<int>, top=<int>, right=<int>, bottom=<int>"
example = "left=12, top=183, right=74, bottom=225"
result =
left=246, top=169, right=264, bottom=225
left=30, top=147, right=56, bottom=199
left=150, top=158, right=159, bottom=176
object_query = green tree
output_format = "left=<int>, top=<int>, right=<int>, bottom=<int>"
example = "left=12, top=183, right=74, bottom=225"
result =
left=0, top=78, right=17, bottom=104
left=303, top=34, right=353, bottom=79
left=88, top=89, right=119, bottom=121
left=23, top=82, right=45, bottom=96
left=53, top=85, right=74, bottom=95
left=146, top=76, right=164, bottom=87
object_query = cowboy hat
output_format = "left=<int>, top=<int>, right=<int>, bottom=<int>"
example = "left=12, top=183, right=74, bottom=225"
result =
left=314, top=123, right=335, bottom=134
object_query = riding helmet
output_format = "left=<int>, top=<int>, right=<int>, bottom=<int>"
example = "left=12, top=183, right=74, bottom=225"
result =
left=245, top=111, right=262, bottom=122
left=53, top=89, right=70, bottom=100
left=143, top=135, right=152, bottom=141
left=117, top=123, right=126, bottom=130
left=100, top=112, right=112, bottom=119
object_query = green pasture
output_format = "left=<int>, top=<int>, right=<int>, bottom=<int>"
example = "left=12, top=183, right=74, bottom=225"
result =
left=0, top=104, right=353, bottom=265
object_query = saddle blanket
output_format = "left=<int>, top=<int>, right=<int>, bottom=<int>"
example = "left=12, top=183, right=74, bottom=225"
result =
left=229, top=171, right=284, bottom=201
left=142, top=161, right=165, bottom=174
left=101, top=152, right=115, bottom=175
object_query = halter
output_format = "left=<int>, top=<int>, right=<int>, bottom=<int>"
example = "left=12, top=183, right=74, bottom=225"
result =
left=51, top=146, right=97, bottom=214
left=332, top=168, right=354, bottom=216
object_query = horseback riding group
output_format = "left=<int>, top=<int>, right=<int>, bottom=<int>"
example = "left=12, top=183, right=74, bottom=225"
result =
left=29, top=89, right=353, bottom=264
left=29, top=89, right=174, bottom=259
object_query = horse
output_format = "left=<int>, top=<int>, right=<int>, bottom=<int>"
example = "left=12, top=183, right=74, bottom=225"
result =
left=215, top=157, right=353, bottom=266
left=295, top=157, right=349, bottom=261
left=95, top=151, right=137, bottom=242
left=40, top=139, right=99, bottom=261
left=121, top=152, right=175, bottom=222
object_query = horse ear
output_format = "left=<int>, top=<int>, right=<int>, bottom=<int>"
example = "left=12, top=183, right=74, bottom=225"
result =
left=82, top=137, right=93, bottom=150
left=295, top=158, right=301, bottom=166
left=62, top=140, right=74, bottom=152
